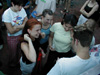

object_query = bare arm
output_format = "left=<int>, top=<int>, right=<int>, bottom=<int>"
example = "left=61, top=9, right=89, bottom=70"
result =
left=33, top=5, right=37, bottom=11
left=80, top=0, right=89, bottom=12
left=80, top=1, right=99, bottom=17
left=17, top=17, right=28, bottom=29
left=24, top=5, right=30, bottom=9
left=81, top=4, right=99, bottom=17
left=5, top=17, right=28, bottom=34
left=49, top=31, right=55, bottom=51
left=21, top=34, right=36, bottom=62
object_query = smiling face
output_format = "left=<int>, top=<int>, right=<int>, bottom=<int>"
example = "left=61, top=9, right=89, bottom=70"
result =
left=12, top=2, right=23, bottom=12
left=14, top=5, right=22, bottom=11
left=42, top=14, right=53, bottom=25
left=63, top=23, right=73, bottom=31
left=28, top=24, right=41, bottom=39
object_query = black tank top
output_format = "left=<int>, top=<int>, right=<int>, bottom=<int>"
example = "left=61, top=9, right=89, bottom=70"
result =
left=21, top=38, right=40, bottom=64
left=84, top=4, right=99, bottom=21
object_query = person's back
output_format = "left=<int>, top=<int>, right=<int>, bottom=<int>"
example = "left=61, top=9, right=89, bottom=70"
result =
left=47, top=25, right=99, bottom=75
left=49, top=55, right=98, bottom=75
left=80, top=44, right=100, bottom=75
left=80, top=64, right=100, bottom=75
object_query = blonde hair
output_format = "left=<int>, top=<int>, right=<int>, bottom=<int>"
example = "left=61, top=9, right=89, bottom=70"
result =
left=74, top=19, right=96, bottom=32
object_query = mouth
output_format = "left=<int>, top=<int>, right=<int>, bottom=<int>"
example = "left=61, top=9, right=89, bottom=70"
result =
left=36, top=34, right=39, bottom=38
left=19, top=9, right=21, bottom=11
left=65, top=28, right=68, bottom=31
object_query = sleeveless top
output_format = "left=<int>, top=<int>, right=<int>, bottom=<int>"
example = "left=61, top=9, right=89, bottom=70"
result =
left=20, top=38, right=40, bottom=64
left=84, top=4, right=99, bottom=21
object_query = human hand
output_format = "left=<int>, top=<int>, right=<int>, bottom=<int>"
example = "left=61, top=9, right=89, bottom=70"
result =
left=49, top=45, right=55, bottom=51
left=24, top=34, right=31, bottom=42
left=13, top=25, right=17, bottom=30
left=40, top=32, right=45, bottom=38
left=36, top=13, right=41, bottom=16
left=39, top=48, right=46, bottom=58
left=34, top=13, right=37, bottom=16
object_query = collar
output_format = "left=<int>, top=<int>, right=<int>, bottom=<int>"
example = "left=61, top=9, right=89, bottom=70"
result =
left=41, top=0, right=46, bottom=3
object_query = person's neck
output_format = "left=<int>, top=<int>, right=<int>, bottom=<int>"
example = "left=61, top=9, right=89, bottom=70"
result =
left=43, top=23, right=47, bottom=26
left=41, top=20, right=50, bottom=29
left=91, top=0, right=96, bottom=3
left=77, top=46, right=90, bottom=59
left=10, top=7, right=17, bottom=12
left=30, top=36, right=35, bottom=41
left=41, top=19, right=46, bottom=26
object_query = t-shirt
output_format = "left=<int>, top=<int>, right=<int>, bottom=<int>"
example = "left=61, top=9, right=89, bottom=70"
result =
left=89, top=44, right=100, bottom=63
left=50, top=22, right=72, bottom=53
left=80, top=64, right=100, bottom=75
left=35, top=0, right=56, bottom=14
left=47, top=55, right=99, bottom=75
left=80, top=44, right=100, bottom=75
left=84, top=4, right=100, bottom=21
left=40, top=25, right=51, bottom=44
left=2, top=8, right=27, bottom=36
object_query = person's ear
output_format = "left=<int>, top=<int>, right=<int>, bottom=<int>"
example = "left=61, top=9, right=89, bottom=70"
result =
left=75, top=39, right=78, bottom=45
left=27, top=29, right=31, bottom=34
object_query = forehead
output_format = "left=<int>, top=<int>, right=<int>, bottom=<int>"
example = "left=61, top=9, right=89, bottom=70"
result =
left=65, top=24, right=72, bottom=27
left=44, top=14, right=53, bottom=19
left=32, top=24, right=41, bottom=30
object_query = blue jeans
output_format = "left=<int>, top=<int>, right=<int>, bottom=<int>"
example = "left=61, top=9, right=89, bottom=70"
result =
left=20, top=57, right=36, bottom=75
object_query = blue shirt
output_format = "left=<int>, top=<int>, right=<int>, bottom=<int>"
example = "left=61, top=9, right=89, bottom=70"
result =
left=40, top=25, right=51, bottom=44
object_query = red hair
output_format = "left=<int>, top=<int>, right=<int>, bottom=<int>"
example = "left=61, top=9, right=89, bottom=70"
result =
left=19, top=18, right=42, bottom=41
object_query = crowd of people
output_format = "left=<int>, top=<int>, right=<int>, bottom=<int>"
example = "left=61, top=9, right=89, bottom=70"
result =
left=0, top=0, right=100, bottom=75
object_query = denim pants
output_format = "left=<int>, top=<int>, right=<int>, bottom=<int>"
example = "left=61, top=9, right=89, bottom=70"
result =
left=20, top=57, right=36, bottom=75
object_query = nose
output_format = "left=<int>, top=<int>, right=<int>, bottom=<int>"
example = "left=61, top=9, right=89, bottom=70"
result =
left=38, top=30, right=41, bottom=34
left=48, top=20, right=51, bottom=24
left=65, top=27, right=69, bottom=31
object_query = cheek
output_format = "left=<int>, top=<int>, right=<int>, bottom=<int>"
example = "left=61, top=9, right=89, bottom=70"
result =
left=30, top=31, right=36, bottom=37
left=71, top=40, right=75, bottom=48
left=65, top=28, right=69, bottom=31
left=33, top=31, right=37, bottom=35
left=33, top=31, right=39, bottom=36
left=45, top=20, right=48, bottom=23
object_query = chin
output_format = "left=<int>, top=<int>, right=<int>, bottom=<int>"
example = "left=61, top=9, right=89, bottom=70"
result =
left=19, top=9, right=21, bottom=11
left=35, top=36, right=39, bottom=38
left=35, top=37, right=38, bottom=38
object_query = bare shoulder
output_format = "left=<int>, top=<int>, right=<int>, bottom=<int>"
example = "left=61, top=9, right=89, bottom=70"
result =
left=21, top=42, right=29, bottom=51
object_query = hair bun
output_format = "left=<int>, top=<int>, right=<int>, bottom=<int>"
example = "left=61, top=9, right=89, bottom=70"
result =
left=74, top=24, right=87, bottom=32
